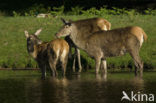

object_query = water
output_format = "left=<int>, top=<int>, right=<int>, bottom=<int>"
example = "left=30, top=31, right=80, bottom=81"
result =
left=0, top=71, right=156, bottom=103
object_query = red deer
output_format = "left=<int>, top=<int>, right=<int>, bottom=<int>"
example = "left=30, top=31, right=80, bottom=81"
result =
left=56, top=19, right=147, bottom=77
left=63, top=17, right=111, bottom=73
left=24, top=28, right=69, bottom=79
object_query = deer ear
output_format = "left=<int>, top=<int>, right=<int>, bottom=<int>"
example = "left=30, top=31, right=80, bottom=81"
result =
left=61, top=18, right=72, bottom=26
left=24, top=30, right=29, bottom=38
left=61, top=18, right=68, bottom=24
left=35, top=28, right=42, bottom=36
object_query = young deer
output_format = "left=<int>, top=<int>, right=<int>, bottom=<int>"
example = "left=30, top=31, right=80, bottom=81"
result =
left=25, top=29, right=69, bottom=79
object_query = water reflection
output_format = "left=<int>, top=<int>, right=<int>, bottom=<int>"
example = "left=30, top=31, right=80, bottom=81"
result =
left=0, top=72, right=155, bottom=103
left=96, top=73, right=107, bottom=82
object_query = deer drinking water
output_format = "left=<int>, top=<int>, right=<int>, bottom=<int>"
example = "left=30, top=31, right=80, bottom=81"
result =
left=63, top=18, right=111, bottom=73
left=24, top=28, right=69, bottom=79
left=56, top=19, right=147, bottom=77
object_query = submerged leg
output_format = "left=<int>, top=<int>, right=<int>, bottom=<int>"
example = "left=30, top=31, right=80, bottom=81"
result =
left=38, top=63, right=46, bottom=79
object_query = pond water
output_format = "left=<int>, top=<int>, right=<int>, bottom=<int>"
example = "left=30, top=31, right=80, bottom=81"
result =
left=0, top=71, right=156, bottom=103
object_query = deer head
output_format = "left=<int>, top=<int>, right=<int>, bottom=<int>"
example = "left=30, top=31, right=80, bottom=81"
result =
left=24, top=28, right=43, bottom=52
left=55, top=18, right=73, bottom=38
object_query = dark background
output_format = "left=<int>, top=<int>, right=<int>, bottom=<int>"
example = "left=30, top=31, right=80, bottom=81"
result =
left=0, top=0, right=156, bottom=14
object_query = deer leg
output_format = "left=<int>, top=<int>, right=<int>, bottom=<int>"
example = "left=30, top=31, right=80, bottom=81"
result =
left=77, top=49, right=82, bottom=73
left=61, top=56, right=68, bottom=77
left=95, top=57, right=101, bottom=74
left=68, top=45, right=72, bottom=59
left=41, top=68, right=46, bottom=79
left=72, top=47, right=76, bottom=72
left=49, top=57, right=58, bottom=77
left=101, top=59, right=107, bottom=73
left=38, top=63, right=46, bottom=79
left=44, top=65, right=47, bottom=77
left=53, top=62, right=58, bottom=77
left=130, top=50, right=143, bottom=77
left=101, top=59, right=107, bottom=79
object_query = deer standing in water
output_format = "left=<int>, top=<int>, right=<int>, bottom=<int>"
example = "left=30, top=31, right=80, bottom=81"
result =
left=25, top=29, right=69, bottom=79
left=56, top=19, right=147, bottom=78
left=63, top=18, right=111, bottom=73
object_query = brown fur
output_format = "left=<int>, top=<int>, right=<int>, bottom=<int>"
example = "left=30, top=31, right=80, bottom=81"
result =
left=71, top=17, right=111, bottom=39
left=47, top=39, right=69, bottom=77
left=56, top=23, right=147, bottom=77
left=63, top=17, right=111, bottom=72
left=85, top=26, right=147, bottom=57
left=25, top=29, right=69, bottom=79
left=127, top=26, right=147, bottom=42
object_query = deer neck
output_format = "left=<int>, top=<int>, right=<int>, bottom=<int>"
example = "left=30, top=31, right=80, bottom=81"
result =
left=69, top=25, right=87, bottom=50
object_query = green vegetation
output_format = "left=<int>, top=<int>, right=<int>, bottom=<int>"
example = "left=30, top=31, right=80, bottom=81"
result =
left=10, top=6, right=156, bottom=17
left=1, top=0, right=155, bottom=16
left=0, top=14, right=155, bottom=70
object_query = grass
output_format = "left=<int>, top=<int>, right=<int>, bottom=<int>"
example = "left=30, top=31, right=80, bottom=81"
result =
left=0, top=14, right=155, bottom=70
